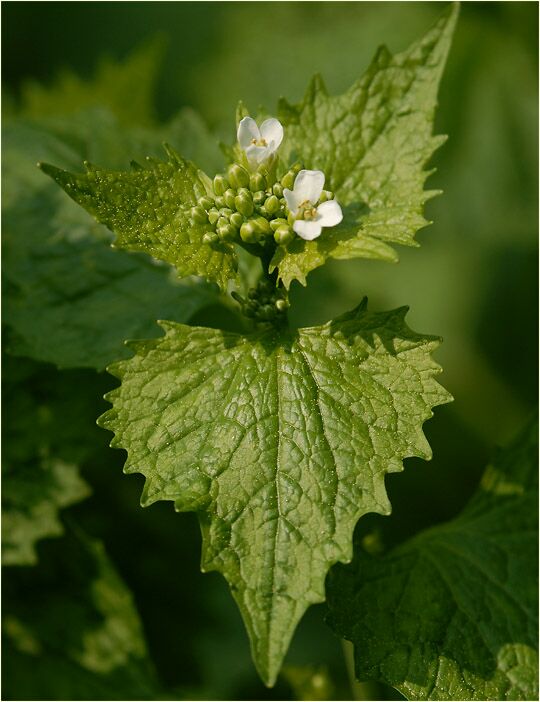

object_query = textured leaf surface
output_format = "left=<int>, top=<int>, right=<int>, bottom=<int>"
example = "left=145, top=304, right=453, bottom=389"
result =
left=99, top=300, right=451, bottom=685
left=3, top=117, right=219, bottom=369
left=3, top=530, right=159, bottom=699
left=271, top=4, right=458, bottom=287
left=326, top=418, right=539, bottom=700
left=40, top=145, right=237, bottom=291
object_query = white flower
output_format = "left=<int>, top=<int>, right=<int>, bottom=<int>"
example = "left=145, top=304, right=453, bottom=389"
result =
left=283, top=169, right=343, bottom=240
left=237, top=116, right=284, bottom=167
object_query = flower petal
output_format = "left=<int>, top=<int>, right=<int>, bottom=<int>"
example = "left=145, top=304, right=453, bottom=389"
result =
left=293, top=219, right=323, bottom=241
left=283, top=188, right=299, bottom=215
left=316, top=199, right=343, bottom=227
left=259, top=118, right=284, bottom=152
left=245, top=144, right=269, bottom=166
left=293, top=170, right=325, bottom=205
left=238, top=117, right=260, bottom=150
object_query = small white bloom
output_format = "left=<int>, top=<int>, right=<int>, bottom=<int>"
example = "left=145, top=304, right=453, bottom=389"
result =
left=237, top=116, right=284, bottom=167
left=284, top=169, right=343, bottom=241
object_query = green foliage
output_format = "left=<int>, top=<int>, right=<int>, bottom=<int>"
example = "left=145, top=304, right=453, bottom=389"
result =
left=1, top=357, right=100, bottom=565
left=98, top=301, right=450, bottom=685
left=40, top=145, right=238, bottom=292
left=17, top=39, right=163, bottom=126
left=326, top=418, right=539, bottom=700
left=3, top=530, right=160, bottom=700
left=270, top=4, right=458, bottom=287
left=3, top=115, right=220, bottom=370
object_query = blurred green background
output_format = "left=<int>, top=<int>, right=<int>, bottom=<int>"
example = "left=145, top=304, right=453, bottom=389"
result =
left=3, top=2, right=538, bottom=700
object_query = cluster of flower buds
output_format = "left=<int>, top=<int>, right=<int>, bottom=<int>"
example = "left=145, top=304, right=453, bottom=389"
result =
left=231, top=279, right=290, bottom=323
left=190, top=161, right=335, bottom=249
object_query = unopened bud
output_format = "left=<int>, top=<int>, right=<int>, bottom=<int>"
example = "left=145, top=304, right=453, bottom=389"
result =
left=252, top=217, right=271, bottom=235
left=217, top=216, right=229, bottom=229
left=253, top=191, right=266, bottom=205
left=224, top=189, right=237, bottom=209
left=208, top=209, right=220, bottom=225
left=198, top=195, right=214, bottom=210
left=280, top=171, right=295, bottom=190
left=260, top=304, right=276, bottom=320
left=272, top=183, right=284, bottom=198
left=228, top=163, right=250, bottom=189
left=239, top=221, right=259, bottom=243
left=291, top=162, right=302, bottom=174
left=190, top=205, right=208, bottom=223
left=270, top=218, right=288, bottom=232
left=219, top=208, right=233, bottom=219
left=235, top=192, right=254, bottom=217
left=214, top=195, right=226, bottom=208
left=287, top=212, right=296, bottom=226
left=319, top=190, right=334, bottom=203
left=275, top=298, right=289, bottom=312
left=264, top=195, right=280, bottom=214
left=202, top=231, right=219, bottom=245
left=213, top=174, right=228, bottom=196
left=249, top=172, right=266, bottom=192
left=217, top=224, right=236, bottom=242
left=274, top=225, right=295, bottom=245
left=230, top=212, right=244, bottom=229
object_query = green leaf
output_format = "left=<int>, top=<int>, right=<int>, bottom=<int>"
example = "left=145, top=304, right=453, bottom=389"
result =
left=16, top=38, right=164, bottom=126
left=2, top=459, right=90, bottom=566
left=40, top=144, right=238, bottom=292
left=325, top=417, right=539, bottom=701
left=3, top=117, right=220, bottom=370
left=3, top=530, right=160, bottom=700
left=271, top=4, right=458, bottom=288
left=98, top=300, right=451, bottom=685
left=1, top=356, right=107, bottom=565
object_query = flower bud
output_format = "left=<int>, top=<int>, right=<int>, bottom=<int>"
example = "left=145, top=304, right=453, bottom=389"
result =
left=264, top=195, right=280, bottom=214
left=217, top=216, right=229, bottom=229
left=214, top=195, right=226, bottom=208
left=190, top=205, right=208, bottom=223
left=252, top=217, right=272, bottom=235
left=227, top=163, right=250, bottom=189
left=260, top=304, right=276, bottom=320
left=287, top=212, right=296, bottom=226
left=235, top=192, right=254, bottom=217
left=291, top=162, right=302, bottom=174
left=230, top=212, right=244, bottom=229
left=280, top=171, right=295, bottom=190
left=249, top=172, right=266, bottom=192
left=237, top=187, right=250, bottom=198
left=239, top=221, right=259, bottom=243
left=217, top=224, right=236, bottom=242
left=319, top=190, right=334, bottom=203
left=270, top=217, right=288, bottom=232
left=275, top=298, right=289, bottom=312
left=198, top=195, right=214, bottom=210
left=224, top=189, right=237, bottom=209
left=213, top=174, right=228, bottom=196
left=202, top=231, right=219, bottom=245
left=219, top=208, right=233, bottom=218
left=253, top=191, right=266, bottom=205
left=208, top=209, right=220, bottom=225
left=274, top=225, right=295, bottom=245
left=272, top=183, right=284, bottom=197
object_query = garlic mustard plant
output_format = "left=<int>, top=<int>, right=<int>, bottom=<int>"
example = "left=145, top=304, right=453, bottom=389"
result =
left=25, top=7, right=537, bottom=700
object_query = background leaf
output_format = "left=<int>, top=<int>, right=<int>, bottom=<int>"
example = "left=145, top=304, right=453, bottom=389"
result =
left=326, top=418, right=539, bottom=700
left=3, top=114, right=223, bottom=370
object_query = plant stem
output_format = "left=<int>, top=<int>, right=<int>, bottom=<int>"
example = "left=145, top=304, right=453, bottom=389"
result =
left=342, top=639, right=381, bottom=701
